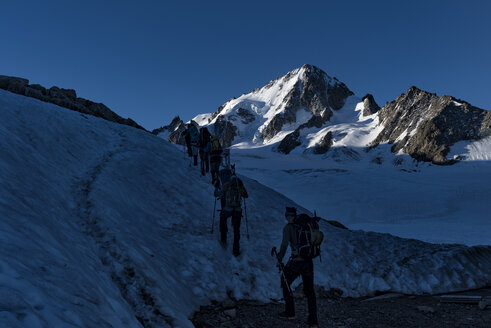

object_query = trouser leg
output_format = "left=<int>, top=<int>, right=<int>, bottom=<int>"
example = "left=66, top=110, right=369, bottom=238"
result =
left=301, top=261, right=318, bottom=325
left=231, top=210, right=242, bottom=256
left=200, top=150, right=205, bottom=175
left=204, top=152, right=210, bottom=172
left=281, top=261, right=299, bottom=316
left=219, top=211, right=229, bottom=243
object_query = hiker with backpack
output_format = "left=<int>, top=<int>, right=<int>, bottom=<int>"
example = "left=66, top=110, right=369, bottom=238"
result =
left=218, top=167, right=248, bottom=257
left=199, top=127, right=211, bottom=176
left=209, top=135, right=222, bottom=184
left=188, top=123, right=199, bottom=166
left=271, top=207, right=322, bottom=328
left=181, top=124, right=193, bottom=157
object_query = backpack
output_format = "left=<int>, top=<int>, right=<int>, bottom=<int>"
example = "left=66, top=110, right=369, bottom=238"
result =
left=189, top=125, right=199, bottom=142
left=294, top=214, right=324, bottom=259
left=210, top=136, right=221, bottom=152
left=225, top=177, right=242, bottom=208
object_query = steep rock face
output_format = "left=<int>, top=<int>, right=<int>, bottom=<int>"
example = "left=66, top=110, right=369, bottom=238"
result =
left=213, top=116, right=237, bottom=147
left=277, top=130, right=301, bottom=154
left=362, top=94, right=380, bottom=116
left=262, top=64, right=353, bottom=141
left=152, top=116, right=188, bottom=145
left=372, top=86, right=491, bottom=164
left=313, top=131, right=333, bottom=154
left=0, top=75, right=145, bottom=131
left=277, top=109, right=332, bottom=154
left=152, top=116, right=183, bottom=135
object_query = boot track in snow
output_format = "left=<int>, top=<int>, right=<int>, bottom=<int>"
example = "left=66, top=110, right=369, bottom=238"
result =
left=73, top=132, right=174, bottom=328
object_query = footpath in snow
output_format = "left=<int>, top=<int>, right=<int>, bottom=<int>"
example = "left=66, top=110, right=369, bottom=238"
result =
left=1, top=89, right=490, bottom=327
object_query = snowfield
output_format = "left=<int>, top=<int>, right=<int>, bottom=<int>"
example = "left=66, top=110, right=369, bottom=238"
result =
left=1, top=89, right=490, bottom=328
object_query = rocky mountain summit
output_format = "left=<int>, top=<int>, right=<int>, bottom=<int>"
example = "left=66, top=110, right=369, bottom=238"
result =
left=185, top=64, right=355, bottom=150
left=0, top=75, right=144, bottom=131
left=371, top=86, right=491, bottom=164
left=160, top=65, right=490, bottom=165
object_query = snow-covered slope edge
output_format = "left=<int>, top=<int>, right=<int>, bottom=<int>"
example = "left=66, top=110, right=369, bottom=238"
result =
left=1, top=89, right=490, bottom=328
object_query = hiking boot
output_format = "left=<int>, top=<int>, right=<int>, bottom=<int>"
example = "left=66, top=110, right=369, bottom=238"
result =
left=278, top=311, right=295, bottom=319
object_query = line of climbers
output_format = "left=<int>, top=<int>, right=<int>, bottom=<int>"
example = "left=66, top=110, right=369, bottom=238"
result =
left=182, top=122, right=225, bottom=182
left=182, top=122, right=322, bottom=328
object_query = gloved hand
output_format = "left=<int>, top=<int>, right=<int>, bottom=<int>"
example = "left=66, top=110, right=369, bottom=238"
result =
left=214, top=189, right=223, bottom=198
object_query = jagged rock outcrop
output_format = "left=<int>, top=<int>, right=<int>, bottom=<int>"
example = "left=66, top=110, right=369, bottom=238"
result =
left=362, top=94, right=380, bottom=116
left=152, top=116, right=188, bottom=145
left=277, top=109, right=333, bottom=154
left=0, top=75, right=145, bottom=131
left=213, top=116, right=237, bottom=147
left=313, top=131, right=333, bottom=154
left=277, top=130, right=301, bottom=154
left=152, top=116, right=183, bottom=135
left=262, top=64, right=353, bottom=141
left=372, top=86, right=491, bottom=164
left=236, top=108, right=255, bottom=124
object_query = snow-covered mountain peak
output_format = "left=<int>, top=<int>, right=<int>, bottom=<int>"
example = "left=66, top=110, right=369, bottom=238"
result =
left=191, top=65, right=355, bottom=150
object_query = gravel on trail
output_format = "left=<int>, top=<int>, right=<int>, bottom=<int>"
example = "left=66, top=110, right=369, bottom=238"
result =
left=192, top=288, right=491, bottom=328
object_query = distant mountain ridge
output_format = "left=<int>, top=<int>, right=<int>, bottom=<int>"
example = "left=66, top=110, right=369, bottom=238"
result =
left=0, top=75, right=145, bottom=131
left=157, top=64, right=491, bottom=165
left=371, top=86, right=491, bottom=164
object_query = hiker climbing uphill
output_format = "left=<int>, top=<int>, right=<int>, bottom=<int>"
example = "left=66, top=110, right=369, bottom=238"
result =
left=209, top=135, right=222, bottom=184
left=271, top=207, right=323, bottom=328
left=199, top=127, right=211, bottom=176
left=188, top=123, right=199, bottom=166
left=182, top=124, right=193, bottom=157
left=219, top=166, right=248, bottom=257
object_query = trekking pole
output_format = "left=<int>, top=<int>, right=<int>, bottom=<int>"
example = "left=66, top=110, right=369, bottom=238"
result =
left=243, top=198, right=250, bottom=240
left=271, top=247, right=292, bottom=295
left=211, top=197, right=217, bottom=234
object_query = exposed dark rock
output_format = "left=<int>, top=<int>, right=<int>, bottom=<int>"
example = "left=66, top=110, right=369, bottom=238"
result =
left=362, top=94, right=381, bottom=116
left=152, top=116, right=183, bottom=135
left=371, top=86, right=491, bottom=165
left=152, top=116, right=188, bottom=145
left=0, top=75, right=145, bottom=131
left=277, top=130, right=301, bottom=154
left=313, top=131, right=333, bottom=154
left=213, top=115, right=237, bottom=147
left=262, top=64, right=352, bottom=141
left=236, top=108, right=256, bottom=124
left=327, top=79, right=354, bottom=110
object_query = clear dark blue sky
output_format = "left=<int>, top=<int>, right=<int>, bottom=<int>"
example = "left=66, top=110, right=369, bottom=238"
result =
left=1, top=0, right=490, bottom=130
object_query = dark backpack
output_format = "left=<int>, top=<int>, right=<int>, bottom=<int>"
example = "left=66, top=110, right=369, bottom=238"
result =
left=226, top=177, right=242, bottom=208
left=189, top=125, right=199, bottom=142
left=294, top=214, right=323, bottom=259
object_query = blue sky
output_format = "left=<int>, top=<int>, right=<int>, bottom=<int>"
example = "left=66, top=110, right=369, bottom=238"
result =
left=1, top=0, right=490, bottom=130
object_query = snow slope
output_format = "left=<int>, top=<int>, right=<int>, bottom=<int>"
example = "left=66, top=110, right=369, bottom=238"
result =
left=232, top=142, right=491, bottom=246
left=1, top=89, right=490, bottom=328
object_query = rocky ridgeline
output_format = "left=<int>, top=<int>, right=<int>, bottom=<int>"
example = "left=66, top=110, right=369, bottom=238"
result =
left=371, top=86, right=491, bottom=164
left=0, top=75, right=145, bottom=131
left=262, top=64, right=353, bottom=144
